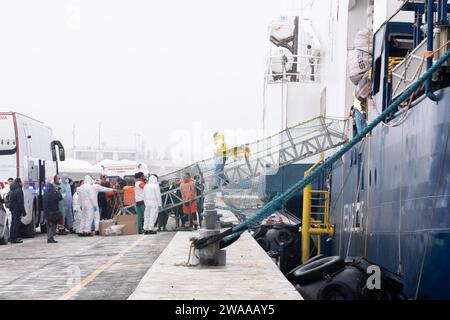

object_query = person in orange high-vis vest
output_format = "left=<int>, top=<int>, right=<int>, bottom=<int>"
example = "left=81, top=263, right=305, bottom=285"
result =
left=180, top=172, right=198, bottom=229
left=122, top=180, right=136, bottom=214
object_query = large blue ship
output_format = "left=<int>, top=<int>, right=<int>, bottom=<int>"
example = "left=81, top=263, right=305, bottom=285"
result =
left=329, top=1, right=450, bottom=299
left=251, top=0, right=450, bottom=300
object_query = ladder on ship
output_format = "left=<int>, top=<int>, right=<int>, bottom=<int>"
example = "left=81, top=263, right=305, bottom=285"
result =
left=157, top=116, right=348, bottom=213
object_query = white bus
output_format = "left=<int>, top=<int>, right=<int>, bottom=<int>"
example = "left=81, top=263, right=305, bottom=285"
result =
left=0, top=112, right=65, bottom=238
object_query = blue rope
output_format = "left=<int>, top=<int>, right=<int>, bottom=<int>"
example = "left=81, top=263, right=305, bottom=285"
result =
left=226, top=48, right=450, bottom=238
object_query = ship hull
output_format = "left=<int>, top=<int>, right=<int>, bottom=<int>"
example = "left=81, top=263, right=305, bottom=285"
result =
left=330, top=88, right=450, bottom=299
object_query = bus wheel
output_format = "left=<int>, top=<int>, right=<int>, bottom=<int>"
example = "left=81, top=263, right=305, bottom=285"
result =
left=21, top=201, right=37, bottom=238
left=0, top=223, right=9, bottom=245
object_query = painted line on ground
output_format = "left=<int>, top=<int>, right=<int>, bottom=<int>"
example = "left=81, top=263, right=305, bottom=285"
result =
left=60, top=235, right=147, bottom=300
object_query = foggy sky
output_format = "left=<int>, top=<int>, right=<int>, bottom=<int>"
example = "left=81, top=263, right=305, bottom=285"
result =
left=0, top=0, right=297, bottom=163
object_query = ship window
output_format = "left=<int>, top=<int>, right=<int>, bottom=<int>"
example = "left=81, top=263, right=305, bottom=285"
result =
left=373, top=57, right=382, bottom=95
left=375, top=168, right=377, bottom=185
left=369, top=170, right=372, bottom=187
left=361, top=166, right=365, bottom=190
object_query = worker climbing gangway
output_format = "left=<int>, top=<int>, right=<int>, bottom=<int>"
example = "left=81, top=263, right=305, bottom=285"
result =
left=158, top=116, right=348, bottom=212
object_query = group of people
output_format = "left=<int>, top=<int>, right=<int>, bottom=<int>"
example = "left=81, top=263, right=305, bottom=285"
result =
left=0, top=178, right=26, bottom=244
left=0, top=169, right=206, bottom=244
left=135, top=171, right=203, bottom=234
left=0, top=133, right=234, bottom=244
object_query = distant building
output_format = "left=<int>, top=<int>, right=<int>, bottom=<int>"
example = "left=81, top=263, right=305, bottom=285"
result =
left=71, top=145, right=182, bottom=175
left=71, top=146, right=142, bottom=164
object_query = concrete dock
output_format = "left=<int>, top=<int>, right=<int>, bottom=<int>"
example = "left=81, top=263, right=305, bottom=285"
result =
left=129, top=209, right=302, bottom=300
left=0, top=210, right=301, bottom=300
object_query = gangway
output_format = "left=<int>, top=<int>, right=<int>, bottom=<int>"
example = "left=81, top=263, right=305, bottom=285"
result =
left=157, top=116, right=348, bottom=213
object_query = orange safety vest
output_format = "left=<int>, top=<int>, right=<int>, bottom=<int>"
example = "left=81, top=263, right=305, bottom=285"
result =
left=180, top=179, right=197, bottom=215
left=123, top=185, right=136, bottom=206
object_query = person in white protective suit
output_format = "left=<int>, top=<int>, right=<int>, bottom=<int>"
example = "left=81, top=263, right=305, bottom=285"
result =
left=77, top=175, right=117, bottom=236
left=72, top=183, right=81, bottom=234
left=91, top=178, right=117, bottom=235
left=143, top=175, right=162, bottom=235
left=77, top=176, right=96, bottom=237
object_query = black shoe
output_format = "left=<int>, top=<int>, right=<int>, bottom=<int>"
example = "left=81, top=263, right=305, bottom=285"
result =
left=48, top=238, right=58, bottom=243
left=148, top=230, right=157, bottom=235
left=10, top=239, right=23, bottom=244
left=95, top=231, right=100, bottom=236
left=213, top=186, right=219, bottom=190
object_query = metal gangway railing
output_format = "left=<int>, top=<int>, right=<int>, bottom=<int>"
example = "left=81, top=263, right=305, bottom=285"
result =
left=157, top=116, right=348, bottom=213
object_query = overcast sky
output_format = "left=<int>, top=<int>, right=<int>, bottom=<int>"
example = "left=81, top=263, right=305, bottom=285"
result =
left=0, top=0, right=299, bottom=164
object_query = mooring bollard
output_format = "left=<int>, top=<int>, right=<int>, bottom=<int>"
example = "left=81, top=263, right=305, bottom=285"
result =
left=197, top=193, right=226, bottom=266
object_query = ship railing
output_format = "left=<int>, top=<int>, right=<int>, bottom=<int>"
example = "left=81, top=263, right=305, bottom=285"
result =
left=266, top=53, right=321, bottom=84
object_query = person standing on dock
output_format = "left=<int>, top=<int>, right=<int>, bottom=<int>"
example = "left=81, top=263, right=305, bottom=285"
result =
left=194, top=175, right=204, bottom=227
left=170, top=178, right=185, bottom=229
left=8, top=178, right=25, bottom=244
left=213, top=132, right=229, bottom=189
left=72, top=182, right=82, bottom=234
left=123, top=180, right=136, bottom=214
left=135, top=172, right=146, bottom=234
left=143, top=174, right=162, bottom=234
left=91, top=178, right=117, bottom=235
left=54, top=175, right=68, bottom=236
left=43, top=181, right=63, bottom=243
left=180, top=172, right=198, bottom=230
left=60, top=174, right=74, bottom=234
left=158, top=180, right=170, bottom=231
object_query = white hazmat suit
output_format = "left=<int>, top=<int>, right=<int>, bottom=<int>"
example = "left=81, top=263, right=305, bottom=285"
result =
left=77, top=176, right=116, bottom=233
left=91, top=182, right=115, bottom=232
left=77, top=176, right=96, bottom=234
left=72, top=190, right=81, bottom=233
left=143, top=175, right=162, bottom=232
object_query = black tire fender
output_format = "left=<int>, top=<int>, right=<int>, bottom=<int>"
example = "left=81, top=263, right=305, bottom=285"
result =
left=292, top=256, right=346, bottom=286
left=252, top=225, right=268, bottom=239
left=256, top=237, right=270, bottom=252
left=317, top=281, right=356, bottom=300
left=286, top=254, right=325, bottom=281
left=275, top=229, right=294, bottom=246
left=303, top=254, right=325, bottom=265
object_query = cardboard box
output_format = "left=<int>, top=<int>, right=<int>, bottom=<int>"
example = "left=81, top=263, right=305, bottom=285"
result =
left=99, top=220, right=116, bottom=236
left=116, top=214, right=138, bottom=235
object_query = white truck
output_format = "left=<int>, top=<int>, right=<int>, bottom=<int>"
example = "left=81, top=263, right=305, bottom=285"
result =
left=0, top=112, right=65, bottom=240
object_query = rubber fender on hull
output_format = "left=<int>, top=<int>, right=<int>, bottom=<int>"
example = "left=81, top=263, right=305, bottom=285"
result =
left=275, top=229, right=294, bottom=246
left=346, top=257, right=404, bottom=292
left=256, top=237, right=271, bottom=252
left=289, top=256, right=346, bottom=286
left=252, top=225, right=268, bottom=239
left=317, top=281, right=356, bottom=300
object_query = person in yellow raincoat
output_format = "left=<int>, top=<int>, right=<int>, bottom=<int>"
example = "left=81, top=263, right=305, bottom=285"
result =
left=213, top=132, right=229, bottom=189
